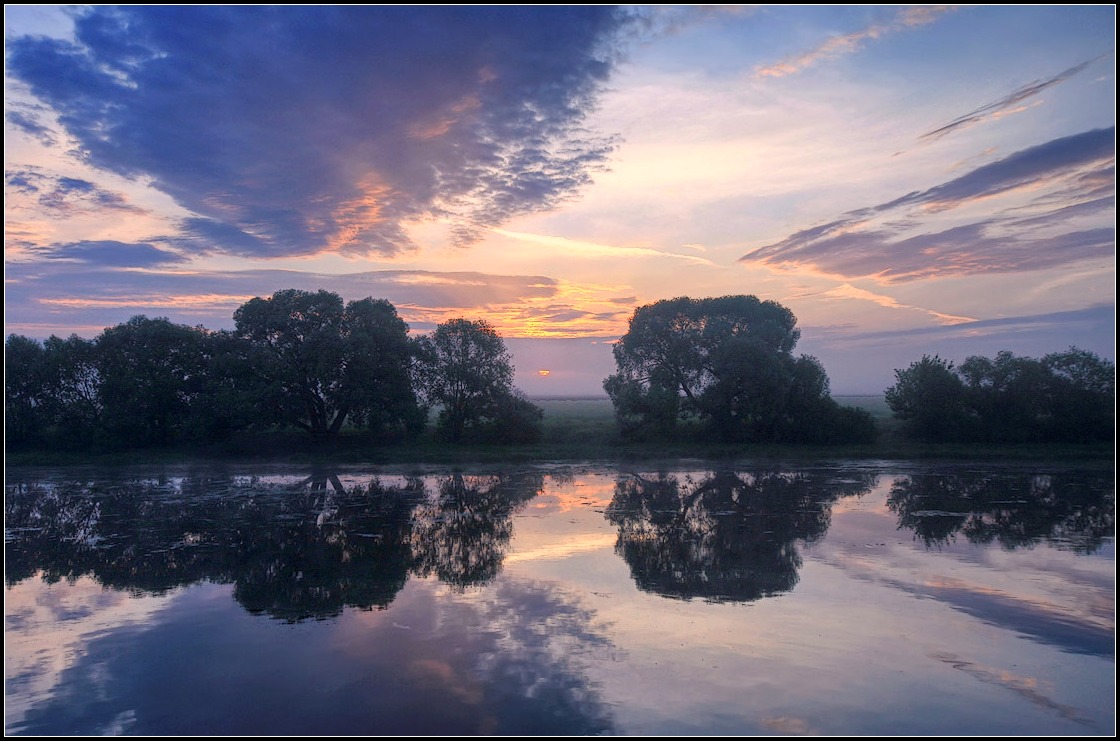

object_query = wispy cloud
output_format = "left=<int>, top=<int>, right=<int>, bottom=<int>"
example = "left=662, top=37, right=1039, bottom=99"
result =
left=6, top=7, right=637, bottom=259
left=5, top=169, right=145, bottom=215
left=807, top=305, right=1115, bottom=346
left=741, top=128, right=1115, bottom=282
left=754, top=5, right=955, bottom=79
left=918, top=56, right=1109, bottom=143
left=34, top=240, right=188, bottom=268
left=792, top=283, right=976, bottom=324
left=492, top=228, right=715, bottom=264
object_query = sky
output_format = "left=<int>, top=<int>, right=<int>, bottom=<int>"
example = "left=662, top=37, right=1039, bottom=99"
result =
left=4, top=5, right=1115, bottom=396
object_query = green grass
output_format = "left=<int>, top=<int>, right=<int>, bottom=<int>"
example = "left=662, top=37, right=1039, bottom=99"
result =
left=5, top=396, right=1113, bottom=468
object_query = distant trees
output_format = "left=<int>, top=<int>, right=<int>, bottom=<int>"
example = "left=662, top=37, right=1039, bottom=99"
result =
left=603, top=295, right=876, bottom=444
left=886, top=348, right=1115, bottom=443
left=412, top=318, right=543, bottom=443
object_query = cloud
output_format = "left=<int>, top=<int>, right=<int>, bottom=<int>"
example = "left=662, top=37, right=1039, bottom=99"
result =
left=791, top=283, right=976, bottom=324
left=4, top=104, right=56, bottom=145
left=753, top=5, right=955, bottom=79
left=919, top=56, right=1108, bottom=143
left=5, top=168, right=145, bottom=215
left=808, top=304, right=1115, bottom=347
left=740, top=128, right=1116, bottom=282
left=491, top=228, right=715, bottom=264
left=35, top=240, right=188, bottom=268
left=5, top=6, right=637, bottom=259
left=2, top=265, right=631, bottom=339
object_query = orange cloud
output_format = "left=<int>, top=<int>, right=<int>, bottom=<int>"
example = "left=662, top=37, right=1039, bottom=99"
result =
left=754, top=6, right=955, bottom=79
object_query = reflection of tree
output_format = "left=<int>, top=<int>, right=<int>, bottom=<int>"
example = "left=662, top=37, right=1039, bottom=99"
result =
left=5, top=468, right=550, bottom=621
left=605, top=469, right=876, bottom=603
left=410, top=472, right=543, bottom=589
left=5, top=475, right=242, bottom=593
left=232, top=474, right=426, bottom=621
left=888, top=470, right=1115, bottom=553
left=5, top=471, right=427, bottom=620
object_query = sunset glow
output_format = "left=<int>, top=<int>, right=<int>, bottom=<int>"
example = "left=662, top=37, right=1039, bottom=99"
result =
left=4, top=6, right=1113, bottom=395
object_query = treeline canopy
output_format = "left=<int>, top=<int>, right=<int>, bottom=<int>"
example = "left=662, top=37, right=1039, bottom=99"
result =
left=5, top=289, right=540, bottom=450
left=885, top=349, right=1115, bottom=443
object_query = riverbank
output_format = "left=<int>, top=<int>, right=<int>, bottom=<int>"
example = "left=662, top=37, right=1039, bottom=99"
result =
left=5, top=397, right=1114, bottom=468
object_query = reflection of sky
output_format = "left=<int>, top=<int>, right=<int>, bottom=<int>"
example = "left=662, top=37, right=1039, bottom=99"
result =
left=4, top=465, right=1114, bottom=735
left=4, top=575, right=177, bottom=733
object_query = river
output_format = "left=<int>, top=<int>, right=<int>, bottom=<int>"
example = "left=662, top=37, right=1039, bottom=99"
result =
left=4, top=460, right=1114, bottom=735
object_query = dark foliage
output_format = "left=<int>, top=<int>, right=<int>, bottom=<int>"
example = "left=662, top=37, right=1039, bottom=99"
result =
left=412, top=318, right=543, bottom=444
left=886, top=347, right=1114, bottom=443
left=603, top=295, right=876, bottom=444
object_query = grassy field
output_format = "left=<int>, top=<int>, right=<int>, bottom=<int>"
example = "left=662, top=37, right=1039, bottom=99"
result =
left=5, top=395, right=1112, bottom=467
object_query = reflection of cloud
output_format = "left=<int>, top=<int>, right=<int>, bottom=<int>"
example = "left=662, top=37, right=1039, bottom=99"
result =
left=504, top=533, right=616, bottom=564
left=3, top=576, right=174, bottom=734
left=741, top=129, right=1115, bottom=282
left=919, top=57, right=1107, bottom=143
left=754, top=6, right=954, bottom=79
left=6, top=7, right=636, bottom=258
left=931, top=653, right=1093, bottom=726
left=761, top=716, right=813, bottom=735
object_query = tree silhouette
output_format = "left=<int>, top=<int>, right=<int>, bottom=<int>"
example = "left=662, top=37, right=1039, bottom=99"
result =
left=604, top=296, right=875, bottom=443
left=233, top=289, right=421, bottom=436
left=412, top=318, right=542, bottom=443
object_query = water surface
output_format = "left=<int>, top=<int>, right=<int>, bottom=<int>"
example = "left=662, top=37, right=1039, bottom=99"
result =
left=5, top=461, right=1114, bottom=735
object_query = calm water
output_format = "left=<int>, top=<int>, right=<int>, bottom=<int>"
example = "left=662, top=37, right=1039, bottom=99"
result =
left=4, top=460, right=1114, bottom=736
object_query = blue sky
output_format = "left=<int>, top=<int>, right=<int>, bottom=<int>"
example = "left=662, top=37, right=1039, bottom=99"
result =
left=4, top=5, right=1115, bottom=395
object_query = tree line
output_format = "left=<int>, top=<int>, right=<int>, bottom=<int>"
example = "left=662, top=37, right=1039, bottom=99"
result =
left=884, top=349, right=1114, bottom=443
left=5, top=289, right=1114, bottom=452
left=5, top=289, right=541, bottom=451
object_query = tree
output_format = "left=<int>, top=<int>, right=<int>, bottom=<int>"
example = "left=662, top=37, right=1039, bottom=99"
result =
left=888, top=347, right=1114, bottom=444
left=1041, top=347, right=1114, bottom=443
left=412, top=318, right=542, bottom=443
left=957, top=351, right=1053, bottom=442
left=884, top=354, right=970, bottom=442
left=5, top=334, right=48, bottom=448
left=233, top=289, right=420, bottom=437
left=96, top=316, right=213, bottom=447
left=42, top=334, right=103, bottom=447
left=604, top=295, right=874, bottom=443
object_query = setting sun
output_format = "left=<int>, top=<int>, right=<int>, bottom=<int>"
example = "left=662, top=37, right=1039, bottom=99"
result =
left=538, top=369, right=551, bottom=376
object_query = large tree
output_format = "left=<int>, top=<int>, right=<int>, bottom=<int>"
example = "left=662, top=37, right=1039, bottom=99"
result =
left=412, top=318, right=542, bottom=443
left=233, top=289, right=420, bottom=436
left=603, top=295, right=873, bottom=443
